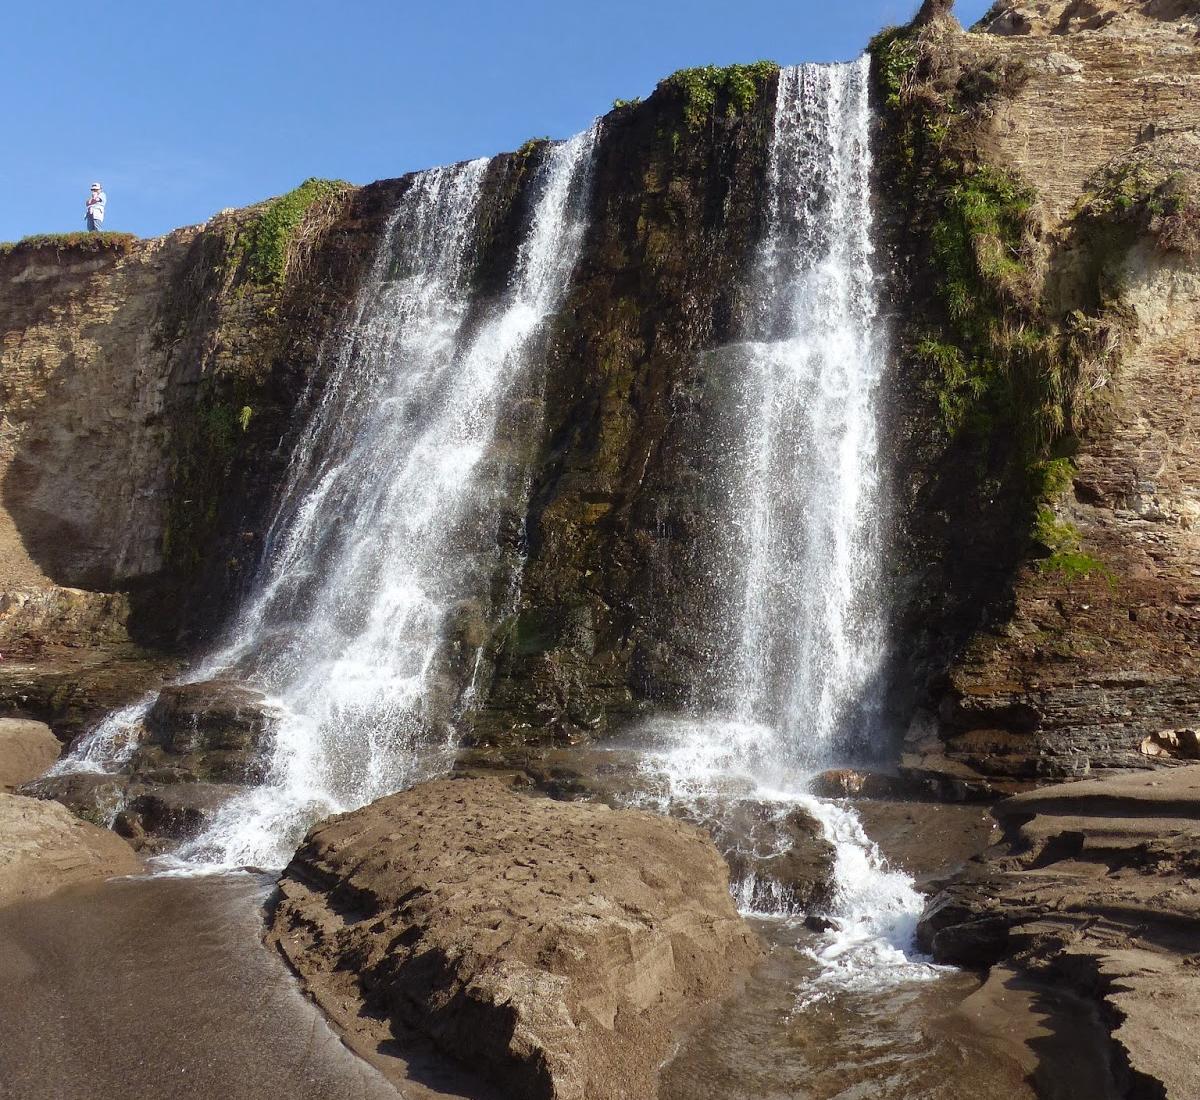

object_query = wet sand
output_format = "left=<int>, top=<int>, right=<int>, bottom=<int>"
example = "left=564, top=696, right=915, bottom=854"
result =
left=0, top=872, right=401, bottom=1100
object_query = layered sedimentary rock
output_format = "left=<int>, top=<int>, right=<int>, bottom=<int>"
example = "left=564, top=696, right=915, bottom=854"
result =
left=270, top=777, right=761, bottom=1100
left=0, top=2, right=1196, bottom=810
left=878, top=0, right=1200, bottom=789
left=918, top=765, right=1200, bottom=1099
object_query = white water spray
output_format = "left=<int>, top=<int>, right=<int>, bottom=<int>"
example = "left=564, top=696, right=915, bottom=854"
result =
left=639, top=58, right=939, bottom=995
left=59, top=129, right=598, bottom=870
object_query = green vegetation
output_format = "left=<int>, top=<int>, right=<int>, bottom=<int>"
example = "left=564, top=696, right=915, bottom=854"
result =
left=1031, top=505, right=1112, bottom=584
left=0, top=231, right=137, bottom=258
left=661, top=61, right=779, bottom=130
left=868, top=22, right=1136, bottom=584
left=517, top=137, right=551, bottom=158
left=868, top=26, right=1058, bottom=449
left=238, top=405, right=253, bottom=432
left=611, top=97, right=642, bottom=110
left=242, top=177, right=349, bottom=285
left=1076, top=162, right=1200, bottom=257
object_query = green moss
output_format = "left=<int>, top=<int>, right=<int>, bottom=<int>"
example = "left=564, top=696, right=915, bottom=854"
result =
left=0, top=231, right=137, bottom=258
left=1077, top=163, right=1200, bottom=257
left=1030, top=505, right=1113, bottom=584
left=1038, top=550, right=1112, bottom=583
left=242, top=177, right=349, bottom=285
left=1030, top=457, right=1076, bottom=499
left=660, top=61, right=779, bottom=130
left=517, top=137, right=551, bottom=158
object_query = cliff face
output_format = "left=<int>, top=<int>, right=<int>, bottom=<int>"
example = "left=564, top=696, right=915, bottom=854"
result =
left=877, top=0, right=1200, bottom=790
left=2, top=6, right=1198, bottom=790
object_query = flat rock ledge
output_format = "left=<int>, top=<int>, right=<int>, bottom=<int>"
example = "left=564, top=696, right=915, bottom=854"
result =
left=919, top=766, right=1200, bottom=1100
left=0, top=792, right=140, bottom=907
left=269, top=776, right=762, bottom=1100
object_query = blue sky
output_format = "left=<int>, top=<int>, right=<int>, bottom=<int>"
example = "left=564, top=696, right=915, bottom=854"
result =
left=4, top=0, right=993, bottom=241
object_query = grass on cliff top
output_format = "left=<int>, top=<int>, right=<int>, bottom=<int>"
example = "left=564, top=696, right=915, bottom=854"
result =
left=0, top=231, right=138, bottom=258
left=242, top=177, right=351, bottom=285
left=659, top=61, right=779, bottom=129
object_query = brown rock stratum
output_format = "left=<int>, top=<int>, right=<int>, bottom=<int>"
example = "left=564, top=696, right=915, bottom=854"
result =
left=919, top=765, right=1200, bottom=1098
left=0, top=792, right=140, bottom=907
left=270, top=776, right=762, bottom=1100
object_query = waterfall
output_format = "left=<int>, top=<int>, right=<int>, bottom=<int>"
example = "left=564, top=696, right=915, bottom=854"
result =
left=58, top=127, right=598, bottom=869
left=730, top=61, right=886, bottom=768
left=637, top=58, right=938, bottom=995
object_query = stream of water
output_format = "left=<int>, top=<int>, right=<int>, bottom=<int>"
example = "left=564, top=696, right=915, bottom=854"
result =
left=634, top=57, right=937, bottom=1000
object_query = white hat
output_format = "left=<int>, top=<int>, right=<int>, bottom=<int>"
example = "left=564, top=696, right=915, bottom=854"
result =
left=90, top=182, right=102, bottom=190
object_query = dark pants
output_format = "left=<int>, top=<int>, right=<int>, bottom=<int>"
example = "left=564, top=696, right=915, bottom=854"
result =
left=86, top=213, right=101, bottom=232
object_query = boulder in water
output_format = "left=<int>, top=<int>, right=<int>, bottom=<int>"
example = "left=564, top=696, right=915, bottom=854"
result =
left=0, top=717, right=60, bottom=790
left=128, top=679, right=280, bottom=785
left=21, top=770, right=128, bottom=827
left=0, top=792, right=139, bottom=907
left=145, top=680, right=278, bottom=753
left=113, top=782, right=245, bottom=849
left=269, top=776, right=761, bottom=1100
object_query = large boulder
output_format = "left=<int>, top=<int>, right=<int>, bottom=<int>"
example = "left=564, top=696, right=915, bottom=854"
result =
left=145, top=679, right=278, bottom=753
left=131, top=679, right=280, bottom=784
left=0, top=717, right=60, bottom=790
left=0, top=792, right=139, bottom=907
left=270, top=777, right=761, bottom=1100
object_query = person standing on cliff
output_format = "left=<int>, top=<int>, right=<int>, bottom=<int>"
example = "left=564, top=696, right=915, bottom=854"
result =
left=85, top=182, right=106, bottom=231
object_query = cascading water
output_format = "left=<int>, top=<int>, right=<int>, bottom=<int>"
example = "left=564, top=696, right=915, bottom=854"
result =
left=637, top=58, right=938, bottom=995
left=59, top=127, right=598, bottom=869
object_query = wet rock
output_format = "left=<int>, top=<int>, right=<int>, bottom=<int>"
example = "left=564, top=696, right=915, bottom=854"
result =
left=0, top=717, right=60, bottom=790
left=0, top=792, right=139, bottom=907
left=21, top=770, right=130, bottom=828
left=145, top=680, right=277, bottom=752
left=0, top=648, right=176, bottom=748
left=113, top=782, right=243, bottom=847
left=809, top=768, right=925, bottom=800
left=918, top=767, right=1200, bottom=1098
left=270, top=777, right=761, bottom=1100
left=695, top=797, right=835, bottom=913
left=124, top=679, right=279, bottom=786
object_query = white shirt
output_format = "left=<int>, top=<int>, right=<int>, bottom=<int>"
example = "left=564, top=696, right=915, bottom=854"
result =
left=87, top=191, right=106, bottom=222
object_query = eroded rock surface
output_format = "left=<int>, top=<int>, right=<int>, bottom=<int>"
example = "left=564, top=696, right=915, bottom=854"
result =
left=0, top=792, right=139, bottom=907
left=270, top=776, right=761, bottom=1100
left=919, top=766, right=1200, bottom=1098
left=0, top=717, right=59, bottom=789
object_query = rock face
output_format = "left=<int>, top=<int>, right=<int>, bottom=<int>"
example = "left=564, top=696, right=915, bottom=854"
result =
left=918, top=766, right=1200, bottom=1098
left=270, top=777, right=762, bottom=1100
left=134, top=679, right=279, bottom=784
left=0, top=792, right=139, bottom=906
left=877, top=0, right=1200, bottom=789
left=0, top=717, right=59, bottom=789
